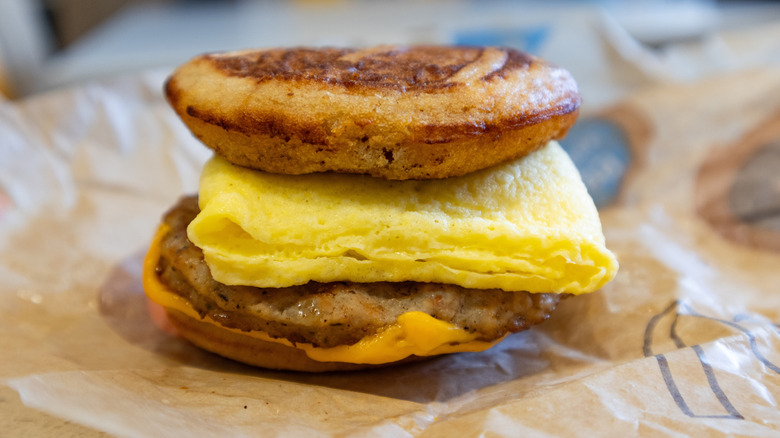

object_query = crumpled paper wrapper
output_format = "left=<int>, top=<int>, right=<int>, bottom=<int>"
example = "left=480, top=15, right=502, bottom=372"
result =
left=3, top=19, right=780, bottom=438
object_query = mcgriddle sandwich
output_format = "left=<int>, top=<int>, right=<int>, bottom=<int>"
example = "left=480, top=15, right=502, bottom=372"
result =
left=143, top=46, right=618, bottom=371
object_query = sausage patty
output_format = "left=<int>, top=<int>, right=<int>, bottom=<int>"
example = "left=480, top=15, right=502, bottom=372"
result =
left=155, top=196, right=563, bottom=348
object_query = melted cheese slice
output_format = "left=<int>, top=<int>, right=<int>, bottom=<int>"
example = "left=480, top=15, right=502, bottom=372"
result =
left=188, top=141, right=618, bottom=294
left=143, top=225, right=500, bottom=364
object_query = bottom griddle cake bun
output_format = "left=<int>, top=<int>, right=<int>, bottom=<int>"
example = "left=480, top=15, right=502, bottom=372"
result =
left=144, top=196, right=564, bottom=371
left=163, top=308, right=421, bottom=372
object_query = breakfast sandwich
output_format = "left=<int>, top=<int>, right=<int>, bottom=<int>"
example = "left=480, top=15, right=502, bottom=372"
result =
left=143, top=46, right=618, bottom=371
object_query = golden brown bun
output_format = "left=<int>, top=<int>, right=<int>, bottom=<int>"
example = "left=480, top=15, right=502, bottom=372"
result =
left=165, top=308, right=425, bottom=372
left=166, top=46, right=581, bottom=179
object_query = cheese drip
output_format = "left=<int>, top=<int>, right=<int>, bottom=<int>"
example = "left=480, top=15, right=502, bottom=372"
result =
left=143, top=225, right=500, bottom=364
left=189, top=141, right=618, bottom=294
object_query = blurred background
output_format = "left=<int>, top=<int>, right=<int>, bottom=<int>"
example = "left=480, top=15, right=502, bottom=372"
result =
left=0, top=0, right=779, bottom=104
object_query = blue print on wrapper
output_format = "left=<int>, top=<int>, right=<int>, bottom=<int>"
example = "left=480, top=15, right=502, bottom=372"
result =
left=559, top=118, right=632, bottom=208
left=454, top=26, right=549, bottom=55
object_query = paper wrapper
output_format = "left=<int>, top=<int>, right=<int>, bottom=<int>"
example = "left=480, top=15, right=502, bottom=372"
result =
left=3, top=21, right=780, bottom=437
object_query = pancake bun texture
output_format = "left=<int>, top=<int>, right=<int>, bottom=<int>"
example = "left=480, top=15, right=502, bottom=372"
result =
left=165, top=45, right=581, bottom=180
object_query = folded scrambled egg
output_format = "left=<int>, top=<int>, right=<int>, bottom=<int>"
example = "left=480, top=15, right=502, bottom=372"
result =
left=188, top=141, right=617, bottom=294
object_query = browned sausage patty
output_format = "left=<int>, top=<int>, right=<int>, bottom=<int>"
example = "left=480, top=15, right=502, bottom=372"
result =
left=156, top=196, right=563, bottom=348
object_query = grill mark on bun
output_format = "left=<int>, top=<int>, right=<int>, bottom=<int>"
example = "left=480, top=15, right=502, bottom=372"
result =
left=414, top=98, right=581, bottom=144
left=185, top=105, right=332, bottom=146
left=483, top=47, right=536, bottom=80
left=164, top=76, right=182, bottom=110
left=182, top=95, right=579, bottom=146
left=205, top=46, right=532, bottom=92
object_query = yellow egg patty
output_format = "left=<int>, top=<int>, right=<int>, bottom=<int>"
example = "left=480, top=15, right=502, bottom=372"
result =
left=187, top=141, right=617, bottom=294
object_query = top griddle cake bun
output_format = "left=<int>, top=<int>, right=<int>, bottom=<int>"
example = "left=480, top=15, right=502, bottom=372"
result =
left=165, top=45, right=581, bottom=179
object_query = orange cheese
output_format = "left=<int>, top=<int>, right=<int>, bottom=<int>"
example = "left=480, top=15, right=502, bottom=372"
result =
left=143, top=225, right=502, bottom=364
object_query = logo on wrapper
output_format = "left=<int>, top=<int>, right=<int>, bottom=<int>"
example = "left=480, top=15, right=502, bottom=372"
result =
left=696, top=112, right=780, bottom=253
left=644, top=300, right=780, bottom=420
left=559, top=104, right=652, bottom=208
